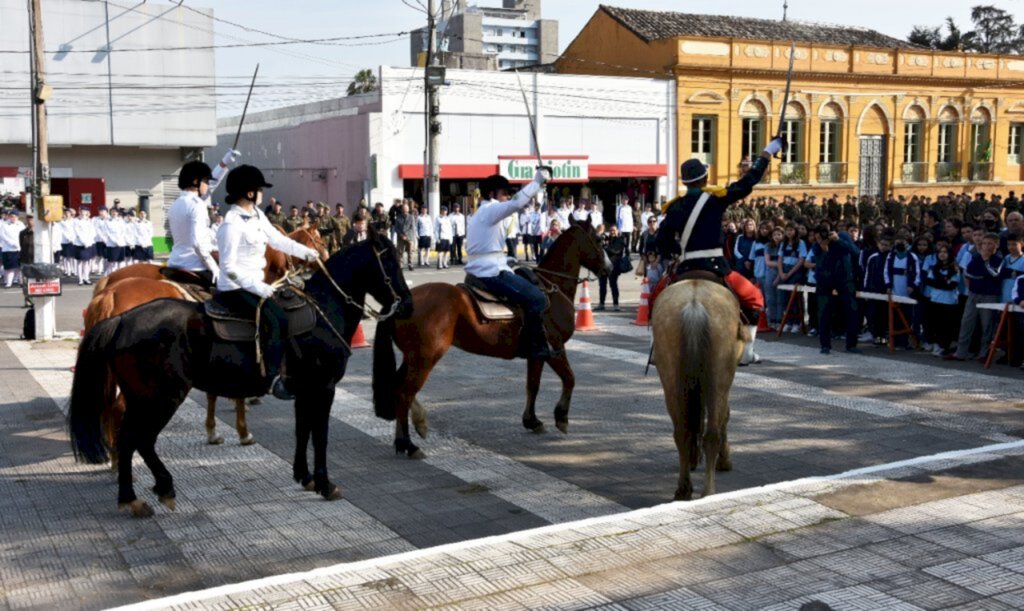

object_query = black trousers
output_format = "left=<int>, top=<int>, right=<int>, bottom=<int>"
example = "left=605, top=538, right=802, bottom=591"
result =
left=215, top=289, right=288, bottom=378
left=818, top=288, right=858, bottom=350
left=451, top=235, right=464, bottom=262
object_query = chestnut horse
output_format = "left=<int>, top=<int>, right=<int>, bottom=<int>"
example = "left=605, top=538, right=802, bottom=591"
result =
left=651, top=279, right=746, bottom=500
left=93, top=222, right=326, bottom=294
left=83, top=226, right=328, bottom=460
left=372, top=217, right=612, bottom=458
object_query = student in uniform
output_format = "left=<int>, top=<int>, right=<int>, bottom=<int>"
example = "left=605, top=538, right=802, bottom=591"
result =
left=776, top=223, right=807, bottom=333
left=0, top=211, right=26, bottom=288
left=416, top=206, right=433, bottom=267
left=763, top=226, right=785, bottom=330
left=863, top=232, right=893, bottom=346
left=948, top=232, right=1003, bottom=361
left=883, top=230, right=921, bottom=349
left=73, top=209, right=97, bottom=285
left=925, top=245, right=961, bottom=357
left=434, top=206, right=453, bottom=269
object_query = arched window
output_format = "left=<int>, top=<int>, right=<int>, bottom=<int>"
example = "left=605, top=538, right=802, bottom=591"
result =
left=902, top=105, right=927, bottom=182
left=739, top=100, right=767, bottom=162
left=818, top=103, right=844, bottom=183
left=970, top=107, right=993, bottom=181
left=781, top=102, right=805, bottom=163
left=936, top=106, right=960, bottom=181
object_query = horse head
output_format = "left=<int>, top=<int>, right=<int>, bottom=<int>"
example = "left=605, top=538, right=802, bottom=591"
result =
left=295, top=224, right=329, bottom=261
left=567, top=215, right=613, bottom=277
left=364, top=228, right=414, bottom=320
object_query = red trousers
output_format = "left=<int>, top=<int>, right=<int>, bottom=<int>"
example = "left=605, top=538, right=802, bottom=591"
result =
left=650, top=271, right=764, bottom=316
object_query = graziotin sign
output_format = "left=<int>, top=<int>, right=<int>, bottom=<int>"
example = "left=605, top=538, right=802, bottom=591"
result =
left=499, top=156, right=589, bottom=183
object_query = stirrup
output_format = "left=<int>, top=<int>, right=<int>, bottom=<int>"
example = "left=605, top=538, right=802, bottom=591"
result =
left=271, top=376, right=295, bottom=401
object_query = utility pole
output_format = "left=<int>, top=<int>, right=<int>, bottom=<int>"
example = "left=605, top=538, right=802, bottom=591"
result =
left=29, top=0, right=55, bottom=340
left=424, top=0, right=441, bottom=222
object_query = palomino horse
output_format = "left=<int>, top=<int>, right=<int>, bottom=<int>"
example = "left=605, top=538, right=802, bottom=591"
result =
left=651, top=279, right=746, bottom=501
left=92, top=222, right=327, bottom=294
left=372, top=216, right=612, bottom=458
left=69, top=232, right=413, bottom=517
left=84, top=225, right=329, bottom=452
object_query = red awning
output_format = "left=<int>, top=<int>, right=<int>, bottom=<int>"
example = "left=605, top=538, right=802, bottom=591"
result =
left=398, top=163, right=668, bottom=180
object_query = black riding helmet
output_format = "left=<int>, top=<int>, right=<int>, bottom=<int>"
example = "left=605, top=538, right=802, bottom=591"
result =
left=225, top=165, right=273, bottom=204
left=482, top=174, right=512, bottom=199
left=178, top=160, right=213, bottom=190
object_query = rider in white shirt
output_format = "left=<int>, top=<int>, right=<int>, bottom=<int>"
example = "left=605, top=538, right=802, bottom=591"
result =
left=216, top=165, right=320, bottom=400
left=465, top=170, right=554, bottom=359
left=167, top=155, right=234, bottom=287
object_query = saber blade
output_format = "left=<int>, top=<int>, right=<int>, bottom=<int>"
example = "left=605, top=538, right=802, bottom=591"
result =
left=232, top=63, right=260, bottom=151
left=514, top=69, right=545, bottom=169
left=775, top=43, right=795, bottom=140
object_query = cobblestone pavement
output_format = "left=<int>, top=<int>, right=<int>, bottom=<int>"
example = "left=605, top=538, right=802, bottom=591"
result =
left=1, top=268, right=1023, bottom=610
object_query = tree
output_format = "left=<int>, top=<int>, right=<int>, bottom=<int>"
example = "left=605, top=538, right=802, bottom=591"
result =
left=347, top=69, right=378, bottom=96
left=908, top=6, right=1023, bottom=54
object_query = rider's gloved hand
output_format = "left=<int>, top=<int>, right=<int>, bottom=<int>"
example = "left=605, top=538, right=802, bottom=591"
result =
left=222, top=149, right=241, bottom=166
left=301, top=246, right=320, bottom=262
left=534, top=166, right=552, bottom=185
left=254, top=283, right=276, bottom=299
left=764, top=137, right=785, bottom=156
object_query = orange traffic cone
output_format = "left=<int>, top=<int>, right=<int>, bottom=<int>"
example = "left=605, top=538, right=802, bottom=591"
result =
left=350, top=323, right=371, bottom=349
left=575, top=280, right=598, bottom=331
left=757, top=310, right=772, bottom=333
left=633, top=280, right=651, bottom=326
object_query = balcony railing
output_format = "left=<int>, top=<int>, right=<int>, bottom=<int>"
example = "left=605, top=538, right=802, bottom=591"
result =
left=816, top=162, right=847, bottom=184
left=936, top=162, right=961, bottom=183
left=779, top=162, right=809, bottom=185
left=901, top=162, right=927, bottom=183
left=970, top=162, right=993, bottom=182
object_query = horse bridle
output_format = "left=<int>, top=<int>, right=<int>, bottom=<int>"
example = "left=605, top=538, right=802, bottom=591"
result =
left=312, top=245, right=402, bottom=322
left=532, top=225, right=601, bottom=296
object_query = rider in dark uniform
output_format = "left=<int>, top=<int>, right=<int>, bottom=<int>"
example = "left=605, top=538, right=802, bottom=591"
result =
left=653, top=135, right=784, bottom=365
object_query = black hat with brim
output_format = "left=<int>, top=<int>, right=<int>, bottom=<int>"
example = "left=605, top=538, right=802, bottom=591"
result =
left=482, top=174, right=512, bottom=198
left=225, top=165, right=273, bottom=204
left=680, top=158, right=709, bottom=184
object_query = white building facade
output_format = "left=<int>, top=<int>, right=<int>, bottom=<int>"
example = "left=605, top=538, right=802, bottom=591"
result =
left=215, top=66, right=676, bottom=219
left=0, top=0, right=217, bottom=251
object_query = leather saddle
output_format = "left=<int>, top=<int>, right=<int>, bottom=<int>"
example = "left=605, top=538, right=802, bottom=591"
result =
left=159, top=267, right=213, bottom=302
left=458, top=268, right=543, bottom=322
left=204, top=288, right=317, bottom=342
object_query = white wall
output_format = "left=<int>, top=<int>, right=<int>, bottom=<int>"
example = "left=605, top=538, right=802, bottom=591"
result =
left=0, top=0, right=216, bottom=148
left=373, top=66, right=676, bottom=205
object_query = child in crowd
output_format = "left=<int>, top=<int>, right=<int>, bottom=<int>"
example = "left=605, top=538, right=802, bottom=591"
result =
left=924, top=245, right=961, bottom=356
left=883, top=230, right=921, bottom=349
left=863, top=231, right=893, bottom=346
left=763, top=226, right=785, bottom=329
left=776, top=223, right=808, bottom=333
left=949, top=233, right=1004, bottom=361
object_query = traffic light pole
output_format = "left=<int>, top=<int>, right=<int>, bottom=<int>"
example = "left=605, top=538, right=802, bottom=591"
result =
left=29, top=0, right=55, bottom=340
left=424, top=0, right=441, bottom=222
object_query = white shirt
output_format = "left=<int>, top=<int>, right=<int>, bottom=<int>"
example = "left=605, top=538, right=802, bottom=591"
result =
left=417, top=215, right=432, bottom=239
left=124, top=219, right=139, bottom=248
left=465, top=180, right=541, bottom=278
left=93, top=216, right=110, bottom=244
left=216, top=205, right=311, bottom=295
left=167, top=190, right=219, bottom=274
left=616, top=204, right=634, bottom=233
left=136, top=218, right=153, bottom=249
left=51, top=219, right=63, bottom=249
left=557, top=206, right=571, bottom=228
left=435, top=215, right=454, bottom=241
left=527, top=210, right=542, bottom=235
left=640, top=211, right=653, bottom=228
left=502, top=215, right=518, bottom=239
left=73, top=217, right=96, bottom=247
left=0, top=220, right=25, bottom=251
left=106, top=217, right=128, bottom=247
left=450, top=212, right=466, bottom=236
left=59, top=219, right=73, bottom=244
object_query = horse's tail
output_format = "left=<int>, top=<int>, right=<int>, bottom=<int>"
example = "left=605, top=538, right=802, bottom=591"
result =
left=679, top=297, right=711, bottom=466
left=372, top=318, right=399, bottom=420
left=68, top=316, right=120, bottom=464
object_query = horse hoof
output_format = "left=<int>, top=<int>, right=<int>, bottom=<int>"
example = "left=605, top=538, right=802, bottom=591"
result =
left=523, top=418, right=544, bottom=433
left=674, top=487, right=694, bottom=502
left=716, top=458, right=733, bottom=472
left=207, top=435, right=225, bottom=445
left=119, top=500, right=154, bottom=518
left=409, top=449, right=427, bottom=460
left=239, top=434, right=255, bottom=446
left=555, top=421, right=568, bottom=434
left=324, top=485, right=342, bottom=501
left=159, top=495, right=176, bottom=511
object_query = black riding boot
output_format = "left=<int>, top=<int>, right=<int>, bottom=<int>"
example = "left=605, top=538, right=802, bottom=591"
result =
left=525, top=314, right=555, bottom=360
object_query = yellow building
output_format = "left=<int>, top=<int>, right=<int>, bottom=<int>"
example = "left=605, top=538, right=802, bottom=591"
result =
left=557, top=6, right=1024, bottom=199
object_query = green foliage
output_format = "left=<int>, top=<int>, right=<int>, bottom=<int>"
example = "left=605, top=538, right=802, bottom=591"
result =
left=347, top=69, right=379, bottom=96
left=908, top=6, right=1023, bottom=54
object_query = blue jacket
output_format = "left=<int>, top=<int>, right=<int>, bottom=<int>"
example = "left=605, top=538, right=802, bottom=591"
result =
left=883, top=250, right=921, bottom=292
left=656, top=156, right=769, bottom=274
left=864, top=251, right=888, bottom=293
left=964, top=252, right=1003, bottom=296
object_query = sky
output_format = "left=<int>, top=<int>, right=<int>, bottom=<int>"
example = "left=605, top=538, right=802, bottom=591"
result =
left=207, top=0, right=1018, bottom=117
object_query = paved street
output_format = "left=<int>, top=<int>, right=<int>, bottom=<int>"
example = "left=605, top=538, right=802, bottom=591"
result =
left=0, top=265, right=1023, bottom=610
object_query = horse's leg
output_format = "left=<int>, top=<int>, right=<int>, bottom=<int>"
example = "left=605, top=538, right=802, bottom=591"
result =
left=716, top=400, right=733, bottom=473
left=395, top=358, right=441, bottom=459
left=306, top=389, right=341, bottom=500
left=410, top=398, right=428, bottom=439
left=205, top=393, right=224, bottom=445
left=116, top=412, right=152, bottom=518
left=292, top=400, right=313, bottom=490
left=545, top=352, right=575, bottom=434
left=702, top=401, right=723, bottom=498
left=137, top=440, right=176, bottom=511
left=106, top=394, right=126, bottom=473
left=235, top=398, right=254, bottom=445
left=522, top=357, right=545, bottom=433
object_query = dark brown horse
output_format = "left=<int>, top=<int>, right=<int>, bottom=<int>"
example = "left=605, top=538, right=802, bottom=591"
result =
left=372, top=217, right=612, bottom=458
left=83, top=226, right=329, bottom=459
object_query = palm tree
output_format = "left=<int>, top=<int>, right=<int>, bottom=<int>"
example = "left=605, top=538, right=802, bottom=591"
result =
left=347, top=69, right=378, bottom=96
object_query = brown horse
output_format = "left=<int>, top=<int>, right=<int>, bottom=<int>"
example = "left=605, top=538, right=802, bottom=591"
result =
left=93, top=222, right=327, bottom=294
left=372, top=217, right=612, bottom=458
left=651, top=279, right=746, bottom=500
left=83, top=225, right=329, bottom=459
